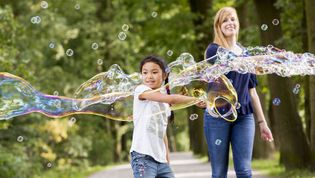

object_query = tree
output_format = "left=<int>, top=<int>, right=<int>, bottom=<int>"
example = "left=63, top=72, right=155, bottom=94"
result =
left=188, top=0, right=213, bottom=155
left=254, top=0, right=310, bottom=169
left=305, top=0, right=315, bottom=170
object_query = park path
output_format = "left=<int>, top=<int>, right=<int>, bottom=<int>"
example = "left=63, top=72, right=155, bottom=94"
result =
left=87, top=152, right=272, bottom=178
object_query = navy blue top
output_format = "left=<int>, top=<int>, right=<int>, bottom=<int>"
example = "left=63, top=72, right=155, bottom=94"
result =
left=205, top=43, right=258, bottom=115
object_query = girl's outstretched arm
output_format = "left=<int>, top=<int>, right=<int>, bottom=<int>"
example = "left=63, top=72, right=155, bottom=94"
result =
left=139, top=90, right=199, bottom=105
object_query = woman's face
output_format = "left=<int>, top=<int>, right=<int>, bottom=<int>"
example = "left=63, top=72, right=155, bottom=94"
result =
left=220, top=12, right=238, bottom=38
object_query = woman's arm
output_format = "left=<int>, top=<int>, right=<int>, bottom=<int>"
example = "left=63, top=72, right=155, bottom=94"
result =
left=249, top=88, right=274, bottom=142
left=164, top=135, right=170, bottom=164
left=139, top=90, right=199, bottom=105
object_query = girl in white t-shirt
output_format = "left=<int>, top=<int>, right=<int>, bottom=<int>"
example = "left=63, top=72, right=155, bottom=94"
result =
left=130, top=55, right=203, bottom=178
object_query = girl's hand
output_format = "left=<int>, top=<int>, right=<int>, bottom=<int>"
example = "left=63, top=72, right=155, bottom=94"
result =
left=259, top=122, right=274, bottom=142
left=166, top=151, right=170, bottom=164
left=196, top=100, right=207, bottom=108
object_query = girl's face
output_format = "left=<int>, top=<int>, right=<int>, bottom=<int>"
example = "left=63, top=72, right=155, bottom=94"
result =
left=220, top=12, right=239, bottom=38
left=141, top=62, right=166, bottom=90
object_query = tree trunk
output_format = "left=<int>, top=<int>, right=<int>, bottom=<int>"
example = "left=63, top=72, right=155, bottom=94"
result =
left=254, top=0, right=310, bottom=169
left=237, top=1, right=275, bottom=159
left=305, top=0, right=315, bottom=170
left=188, top=0, right=213, bottom=155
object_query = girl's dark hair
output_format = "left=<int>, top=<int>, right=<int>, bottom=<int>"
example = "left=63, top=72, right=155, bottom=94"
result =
left=140, top=55, right=175, bottom=123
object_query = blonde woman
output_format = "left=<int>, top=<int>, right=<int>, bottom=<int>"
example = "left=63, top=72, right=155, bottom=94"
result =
left=203, top=7, right=273, bottom=178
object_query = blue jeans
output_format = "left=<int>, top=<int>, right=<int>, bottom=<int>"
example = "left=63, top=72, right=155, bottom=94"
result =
left=204, top=111, right=255, bottom=178
left=130, top=151, right=175, bottom=178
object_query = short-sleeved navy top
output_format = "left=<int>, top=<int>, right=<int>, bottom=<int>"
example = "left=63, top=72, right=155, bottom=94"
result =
left=205, top=43, right=258, bottom=116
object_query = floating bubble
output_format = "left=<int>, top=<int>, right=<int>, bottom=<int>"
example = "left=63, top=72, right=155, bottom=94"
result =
left=1, top=46, right=315, bottom=121
left=66, top=49, right=74, bottom=56
left=167, top=50, right=173, bottom=56
left=235, top=102, right=241, bottom=109
left=47, top=162, right=52, bottom=168
left=48, top=42, right=55, bottom=49
left=74, top=4, right=80, bottom=10
left=261, top=24, right=268, bottom=31
left=272, top=98, right=281, bottom=106
left=122, top=24, right=129, bottom=32
left=272, top=19, right=280, bottom=26
left=292, top=87, right=300, bottom=94
left=97, top=59, right=103, bottom=65
left=53, top=91, right=59, bottom=96
left=189, top=113, right=198, bottom=121
left=17, top=136, right=24, bottom=142
left=215, top=139, right=222, bottom=145
left=30, top=16, right=41, bottom=24
left=151, top=11, right=158, bottom=18
left=40, top=1, right=48, bottom=9
left=118, top=32, right=127, bottom=40
left=68, top=117, right=76, bottom=126
left=91, top=43, right=99, bottom=50
left=295, top=84, right=300, bottom=88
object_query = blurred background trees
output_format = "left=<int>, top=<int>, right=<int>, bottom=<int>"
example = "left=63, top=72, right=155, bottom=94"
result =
left=0, top=0, right=314, bottom=177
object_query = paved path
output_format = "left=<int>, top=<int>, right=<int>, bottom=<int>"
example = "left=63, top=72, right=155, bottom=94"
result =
left=87, top=152, right=271, bottom=178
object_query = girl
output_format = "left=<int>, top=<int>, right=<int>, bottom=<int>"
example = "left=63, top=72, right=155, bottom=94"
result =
left=203, top=7, right=274, bottom=178
left=130, top=55, right=201, bottom=178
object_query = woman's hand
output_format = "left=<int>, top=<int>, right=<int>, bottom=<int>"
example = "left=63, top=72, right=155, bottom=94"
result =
left=259, top=122, right=274, bottom=142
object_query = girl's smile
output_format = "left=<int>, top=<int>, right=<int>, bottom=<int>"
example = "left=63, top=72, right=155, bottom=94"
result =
left=141, top=62, right=166, bottom=90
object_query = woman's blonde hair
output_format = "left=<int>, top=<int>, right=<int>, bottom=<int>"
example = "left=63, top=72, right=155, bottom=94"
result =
left=213, top=7, right=239, bottom=48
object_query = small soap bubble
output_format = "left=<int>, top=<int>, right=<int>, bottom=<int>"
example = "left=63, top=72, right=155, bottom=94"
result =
left=189, top=113, right=198, bottom=121
left=235, top=102, right=241, bottom=109
left=31, top=17, right=37, bottom=24
left=31, top=16, right=41, bottom=24
left=40, top=1, right=48, bottom=9
left=261, top=24, right=268, bottom=31
left=167, top=50, right=173, bottom=56
left=151, top=11, right=158, bottom=18
left=97, top=59, right=103, bottom=65
left=74, top=4, right=80, bottom=10
left=272, top=98, right=281, bottom=106
left=272, top=19, right=280, bottom=26
left=68, top=117, right=76, bottom=126
left=215, top=139, right=222, bottom=145
left=165, top=67, right=170, bottom=73
left=91, top=42, right=99, bottom=50
left=72, top=102, right=79, bottom=111
left=47, top=162, right=52, bottom=168
left=54, top=100, right=61, bottom=108
left=295, top=84, right=300, bottom=88
left=17, top=136, right=24, bottom=142
left=118, top=32, right=127, bottom=41
left=35, top=16, right=41, bottom=23
left=292, top=87, right=300, bottom=94
left=53, top=91, right=59, bottom=96
left=66, top=49, right=74, bottom=56
left=122, top=24, right=129, bottom=32
left=48, top=42, right=55, bottom=49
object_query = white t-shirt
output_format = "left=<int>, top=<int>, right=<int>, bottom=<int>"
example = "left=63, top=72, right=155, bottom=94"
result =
left=130, top=84, right=171, bottom=163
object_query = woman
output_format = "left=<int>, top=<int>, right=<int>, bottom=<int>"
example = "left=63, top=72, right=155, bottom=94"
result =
left=203, top=7, right=274, bottom=178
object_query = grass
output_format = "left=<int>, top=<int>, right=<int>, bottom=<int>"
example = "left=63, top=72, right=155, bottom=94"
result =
left=251, top=153, right=315, bottom=178
left=197, top=152, right=315, bottom=178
